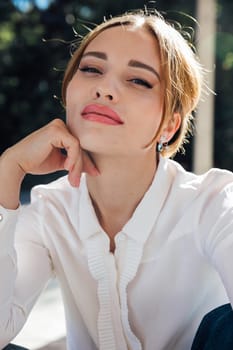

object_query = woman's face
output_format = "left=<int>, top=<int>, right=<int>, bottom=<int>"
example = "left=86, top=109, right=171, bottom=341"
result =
left=66, top=25, right=165, bottom=157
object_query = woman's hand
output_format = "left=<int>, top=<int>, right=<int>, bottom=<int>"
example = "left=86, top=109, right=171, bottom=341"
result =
left=0, top=119, right=98, bottom=208
left=7, top=119, right=98, bottom=186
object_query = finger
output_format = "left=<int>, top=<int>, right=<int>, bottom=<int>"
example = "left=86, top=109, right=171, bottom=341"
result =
left=82, top=151, right=100, bottom=176
left=67, top=155, right=83, bottom=187
left=47, top=120, right=99, bottom=185
left=44, top=119, right=79, bottom=172
left=53, top=134, right=81, bottom=172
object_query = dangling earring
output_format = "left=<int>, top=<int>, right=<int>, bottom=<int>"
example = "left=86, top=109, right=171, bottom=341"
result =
left=157, top=135, right=167, bottom=152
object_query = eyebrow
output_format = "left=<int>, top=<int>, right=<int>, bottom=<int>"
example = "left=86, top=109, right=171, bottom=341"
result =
left=128, top=59, right=161, bottom=81
left=81, top=51, right=161, bottom=81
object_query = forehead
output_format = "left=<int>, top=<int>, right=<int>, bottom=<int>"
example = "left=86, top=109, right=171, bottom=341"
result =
left=83, top=25, right=161, bottom=65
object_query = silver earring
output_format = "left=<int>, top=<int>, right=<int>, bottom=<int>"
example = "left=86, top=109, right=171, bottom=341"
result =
left=157, top=135, right=167, bottom=152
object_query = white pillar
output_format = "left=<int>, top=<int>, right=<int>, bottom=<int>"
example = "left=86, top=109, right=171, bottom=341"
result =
left=193, top=0, right=217, bottom=173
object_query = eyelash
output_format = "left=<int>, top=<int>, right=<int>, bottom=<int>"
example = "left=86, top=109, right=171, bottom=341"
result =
left=78, top=65, right=153, bottom=89
left=79, top=66, right=102, bottom=74
left=127, top=78, right=152, bottom=89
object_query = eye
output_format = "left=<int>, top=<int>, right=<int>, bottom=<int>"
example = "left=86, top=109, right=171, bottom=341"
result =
left=128, top=78, right=152, bottom=89
left=78, top=66, right=102, bottom=74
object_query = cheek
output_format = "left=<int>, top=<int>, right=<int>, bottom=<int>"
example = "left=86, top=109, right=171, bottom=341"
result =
left=66, top=83, right=82, bottom=120
left=140, top=110, right=163, bottom=142
left=65, top=100, right=80, bottom=137
left=142, top=100, right=163, bottom=128
left=66, top=77, right=84, bottom=105
left=66, top=81, right=77, bottom=106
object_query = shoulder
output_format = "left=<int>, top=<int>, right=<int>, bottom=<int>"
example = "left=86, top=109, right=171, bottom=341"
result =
left=165, top=158, right=233, bottom=195
left=23, top=175, right=87, bottom=224
left=30, top=174, right=81, bottom=206
left=17, top=175, right=86, bottom=239
left=160, top=158, right=233, bottom=226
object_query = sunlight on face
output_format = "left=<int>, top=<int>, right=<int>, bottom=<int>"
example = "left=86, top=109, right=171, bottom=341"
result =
left=66, top=25, right=165, bottom=157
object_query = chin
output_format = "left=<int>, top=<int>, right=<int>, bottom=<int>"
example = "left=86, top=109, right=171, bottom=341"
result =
left=78, top=132, right=117, bottom=153
left=79, top=136, right=107, bottom=154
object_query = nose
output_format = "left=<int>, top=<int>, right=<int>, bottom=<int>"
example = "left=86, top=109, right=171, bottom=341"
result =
left=92, top=79, right=119, bottom=103
left=95, top=90, right=113, bottom=101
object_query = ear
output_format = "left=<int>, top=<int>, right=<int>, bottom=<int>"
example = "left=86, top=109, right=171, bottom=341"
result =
left=162, top=113, right=181, bottom=142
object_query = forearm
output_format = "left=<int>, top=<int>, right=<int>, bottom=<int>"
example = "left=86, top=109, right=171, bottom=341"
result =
left=0, top=255, right=24, bottom=347
left=0, top=203, right=53, bottom=346
left=0, top=206, right=23, bottom=346
left=0, top=149, right=25, bottom=210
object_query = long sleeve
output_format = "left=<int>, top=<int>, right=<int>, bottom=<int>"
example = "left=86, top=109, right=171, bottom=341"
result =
left=0, top=201, right=54, bottom=347
left=197, top=182, right=233, bottom=304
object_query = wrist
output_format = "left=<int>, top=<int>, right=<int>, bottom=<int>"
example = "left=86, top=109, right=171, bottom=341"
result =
left=0, top=148, right=26, bottom=182
left=0, top=148, right=26, bottom=209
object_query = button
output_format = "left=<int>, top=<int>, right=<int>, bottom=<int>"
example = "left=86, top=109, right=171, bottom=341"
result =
left=0, top=213, right=3, bottom=222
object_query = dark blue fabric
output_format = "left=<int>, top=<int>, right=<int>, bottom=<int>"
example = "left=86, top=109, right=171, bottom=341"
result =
left=191, top=303, right=233, bottom=350
left=2, top=345, right=29, bottom=350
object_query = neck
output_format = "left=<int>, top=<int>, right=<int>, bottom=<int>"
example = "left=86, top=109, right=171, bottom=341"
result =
left=86, top=151, right=158, bottom=240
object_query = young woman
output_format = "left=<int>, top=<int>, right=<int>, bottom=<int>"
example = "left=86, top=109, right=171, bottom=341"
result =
left=0, top=8, right=233, bottom=350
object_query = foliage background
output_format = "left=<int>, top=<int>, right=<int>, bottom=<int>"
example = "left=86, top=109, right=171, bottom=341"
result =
left=0, top=0, right=232, bottom=191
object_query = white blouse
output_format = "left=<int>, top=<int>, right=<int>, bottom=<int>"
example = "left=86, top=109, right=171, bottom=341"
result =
left=0, top=157, right=233, bottom=350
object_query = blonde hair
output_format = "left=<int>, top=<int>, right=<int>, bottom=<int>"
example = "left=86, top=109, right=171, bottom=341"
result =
left=62, top=9, right=204, bottom=157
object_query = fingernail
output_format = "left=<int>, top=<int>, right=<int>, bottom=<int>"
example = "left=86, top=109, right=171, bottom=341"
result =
left=70, top=176, right=80, bottom=187
left=75, top=177, right=80, bottom=187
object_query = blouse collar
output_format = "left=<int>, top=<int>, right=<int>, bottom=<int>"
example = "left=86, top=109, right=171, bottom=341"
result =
left=77, top=157, right=173, bottom=246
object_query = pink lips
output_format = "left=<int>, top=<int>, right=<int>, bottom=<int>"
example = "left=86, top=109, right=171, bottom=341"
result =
left=81, top=104, right=124, bottom=125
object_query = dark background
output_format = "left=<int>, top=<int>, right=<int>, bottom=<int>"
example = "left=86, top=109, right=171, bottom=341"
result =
left=0, top=0, right=232, bottom=192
